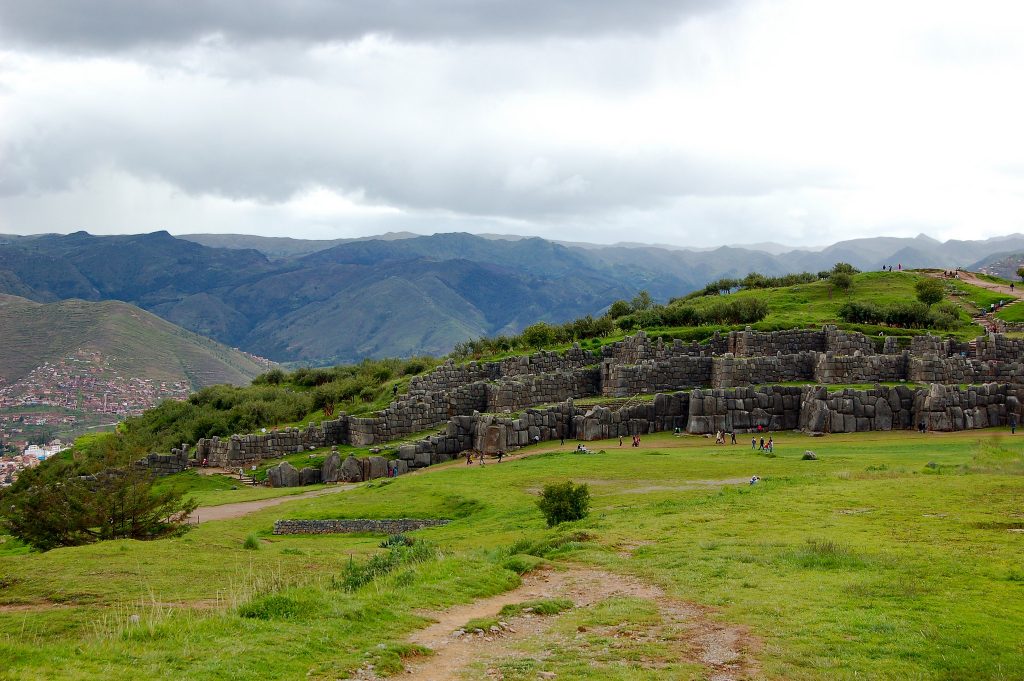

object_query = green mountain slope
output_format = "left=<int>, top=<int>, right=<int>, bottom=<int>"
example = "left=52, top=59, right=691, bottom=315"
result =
left=0, top=294, right=269, bottom=388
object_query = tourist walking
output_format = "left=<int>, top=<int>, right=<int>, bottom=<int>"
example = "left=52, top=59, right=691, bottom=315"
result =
left=1010, top=414, right=1017, bottom=435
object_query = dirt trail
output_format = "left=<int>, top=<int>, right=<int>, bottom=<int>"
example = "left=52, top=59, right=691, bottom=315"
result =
left=952, top=271, right=1023, bottom=298
left=190, top=484, right=353, bottom=523
left=369, top=565, right=759, bottom=681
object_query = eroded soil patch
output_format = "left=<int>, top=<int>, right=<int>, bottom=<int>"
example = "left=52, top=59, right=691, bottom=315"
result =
left=354, top=565, right=759, bottom=680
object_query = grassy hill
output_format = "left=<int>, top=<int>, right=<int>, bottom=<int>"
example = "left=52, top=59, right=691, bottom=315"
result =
left=0, top=294, right=269, bottom=388
left=1, top=431, right=1021, bottom=678
left=680, top=270, right=986, bottom=337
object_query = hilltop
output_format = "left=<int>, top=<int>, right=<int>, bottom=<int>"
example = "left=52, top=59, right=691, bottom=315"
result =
left=0, top=294, right=270, bottom=388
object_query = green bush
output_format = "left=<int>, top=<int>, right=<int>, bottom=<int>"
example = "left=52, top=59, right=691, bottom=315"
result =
left=915, top=279, right=946, bottom=306
left=537, top=481, right=591, bottom=527
left=243, top=533, right=260, bottom=550
left=238, top=594, right=316, bottom=620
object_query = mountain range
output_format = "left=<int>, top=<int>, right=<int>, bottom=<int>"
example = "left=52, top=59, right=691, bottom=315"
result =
left=3, top=230, right=1023, bottom=365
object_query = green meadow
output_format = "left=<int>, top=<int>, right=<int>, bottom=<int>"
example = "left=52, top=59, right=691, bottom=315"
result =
left=2, top=428, right=1022, bottom=680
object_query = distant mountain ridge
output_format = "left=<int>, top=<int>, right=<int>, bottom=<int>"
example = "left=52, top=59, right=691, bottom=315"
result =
left=2, top=230, right=1024, bottom=365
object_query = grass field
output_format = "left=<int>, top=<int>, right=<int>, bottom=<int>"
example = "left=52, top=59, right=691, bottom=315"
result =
left=2, top=428, right=1022, bottom=680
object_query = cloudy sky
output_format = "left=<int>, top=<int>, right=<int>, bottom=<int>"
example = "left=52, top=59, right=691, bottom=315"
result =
left=2, top=0, right=1023, bottom=247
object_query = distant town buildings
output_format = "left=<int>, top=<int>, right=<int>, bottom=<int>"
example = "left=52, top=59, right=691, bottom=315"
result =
left=0, top=349, right=256, bottom=486
left=0, top=439, right=68, bottom=486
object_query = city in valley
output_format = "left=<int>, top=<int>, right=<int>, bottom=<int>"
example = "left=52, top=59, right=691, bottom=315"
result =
left=0, top=350, right=190, bottom=486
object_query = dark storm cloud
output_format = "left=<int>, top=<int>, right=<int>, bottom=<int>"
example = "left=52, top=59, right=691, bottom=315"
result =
left=0, top=0, right=727, bottom=51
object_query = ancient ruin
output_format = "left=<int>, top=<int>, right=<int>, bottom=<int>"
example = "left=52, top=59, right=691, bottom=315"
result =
left=140, top=327, right=1024, bottom=482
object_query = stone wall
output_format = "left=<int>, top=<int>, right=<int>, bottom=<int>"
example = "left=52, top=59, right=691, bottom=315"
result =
left=712, top=352, right=816, bottom=387
left=728, top=328, right=826, bottom=356
left=907, top=356, right=1024, bottom=384
left=975, top=334, right=1024, bottom=362
left=799, top=385, right=916, bottom=433
left=914, top=383, right=1020, bottom=431
left=140, top=329, right=1024, bottom=476
left=272, top=518, right=449, bottom=535
left=134, top=448, right=189, bottom=476
left=487, top=367, right=601, bottom=412
left=196, top=421, right=342, bottom=467
left=687, top=386, right=804, bottom=434
left=813, top=352, right=908, bottom=384
left=602, top=356, right=712, bottom=397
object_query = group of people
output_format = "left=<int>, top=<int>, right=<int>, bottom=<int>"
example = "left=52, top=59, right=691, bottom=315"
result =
left=752, top=435, right=773, bottom=453
left=714, top=430, right=737, bottom=445
left=619, top=434, right=642, bottom=447
left=465, top=449, right=504, bottom=465
left=882, top=264, right=903, bottom=272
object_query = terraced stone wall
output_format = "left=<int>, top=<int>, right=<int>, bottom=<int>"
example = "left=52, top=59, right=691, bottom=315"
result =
left=712, top=352, right=817, bottom=388
left=813, top=352, right=908, bottom=384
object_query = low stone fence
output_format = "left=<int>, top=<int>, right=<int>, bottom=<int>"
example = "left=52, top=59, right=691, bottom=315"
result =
left=272, top=518, right=450, bottom=535
left=133, top=449, right=189, bottom=476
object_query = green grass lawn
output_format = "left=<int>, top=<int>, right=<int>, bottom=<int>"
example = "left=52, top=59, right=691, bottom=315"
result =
left=152, top=469, right=331, bottom=507
left=996, top=303, right=1024, bottom=323
left=2, top=429, right=1022, bottom=680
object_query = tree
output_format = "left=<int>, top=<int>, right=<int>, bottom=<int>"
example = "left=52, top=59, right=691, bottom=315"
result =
left=521, top=322, right=556, bottom=348
left=630, top=290, right=654, bottom=311
left=1, top=459, right=196, bottom=551
left=606, top=300, right=632, bottom=319
left=537, top=480, right=591, bottom=527
left=829, top=271, right=853, bottom=293
left=915, top=279, right=945, bottom=306
left=832, top=262, right=860, bottom=275
left=1017, top=265, right=1024, bottom=282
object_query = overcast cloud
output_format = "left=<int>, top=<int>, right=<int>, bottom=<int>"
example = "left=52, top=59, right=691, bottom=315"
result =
left=2, top=0, right=1024, bottom=246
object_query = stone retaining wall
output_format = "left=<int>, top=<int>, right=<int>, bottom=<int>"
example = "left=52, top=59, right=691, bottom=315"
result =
left=140, top=329, right=1024, bottom=476
left=687, top=386, right=804, bottom=434
left=602, top=356, right=711, bottom=397
left=133, top=449, right=189, bottom=476
left=487, top=367, right=601, bottom=412
left=272, top=518, right=449, bottom=535
left=712, top=352, right=816, bottom=388
left=813, top=352, right=908, bottom=384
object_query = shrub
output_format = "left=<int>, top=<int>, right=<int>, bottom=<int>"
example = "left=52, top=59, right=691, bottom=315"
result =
left=537, top=481, right=591, bottom=527
left=832, top=262, right=860, bottom=275
left=829, top=271, right=853, bottom=292
left=915, top=279, right=946, bottom=306
left=243, top=533, right=260, bottom=550
left=238, top=594, right=315, bottom=620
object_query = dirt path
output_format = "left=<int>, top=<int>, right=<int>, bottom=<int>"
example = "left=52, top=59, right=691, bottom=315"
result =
left=190, top=484, right=354, bottom=523
left=952, top=270, right=1023, bottom=298
left=356, top=565, right=759, bottom=681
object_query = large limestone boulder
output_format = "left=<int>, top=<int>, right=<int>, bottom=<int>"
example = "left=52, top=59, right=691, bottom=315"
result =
left=280, top=462, right=301, bottom=487
left=340, top=455, right=363, bottom=482
left=300, top=467, right=321, bottom=485
left=367, top=456, right=388, bottom=480
left=321, top=452, right=342, bottom=483
left=267, top=461, right=301, bottom=487
left=873, top=397, right=893, bottom=431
